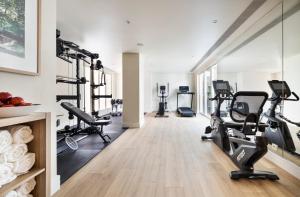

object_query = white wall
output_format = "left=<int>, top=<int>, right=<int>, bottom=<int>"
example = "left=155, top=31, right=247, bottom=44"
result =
left=218, top=71, right=274, bottom=92
left=144, top=72, right=194, bottom=112
left=0, top=0, right=59, bottom=194
left=237, top=72, right=272, bottom=92
left=144, top=69, right=153, bottom=113
left=283, top=45, right=300, bottom=120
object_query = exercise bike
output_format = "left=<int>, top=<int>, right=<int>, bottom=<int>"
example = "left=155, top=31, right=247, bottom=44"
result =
left=155, top=83, right=169, bottom=118
left=202, top=80, right=233, bottom=152
left=264, top=80, right=300, bottom=156
left=202, top=80, right=279, bottom=180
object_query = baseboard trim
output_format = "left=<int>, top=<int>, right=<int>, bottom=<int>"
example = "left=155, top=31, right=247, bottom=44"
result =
left=123, top=121, right=144, bottom=128
left=265, top=151, right=300, bottom=180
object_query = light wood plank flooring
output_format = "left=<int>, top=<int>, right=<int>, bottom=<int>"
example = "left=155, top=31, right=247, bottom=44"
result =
left=54, top=113, right=300, bottom=197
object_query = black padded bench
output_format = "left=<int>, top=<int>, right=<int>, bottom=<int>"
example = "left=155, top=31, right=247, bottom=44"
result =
left=61, top=102, right=112, bottom=143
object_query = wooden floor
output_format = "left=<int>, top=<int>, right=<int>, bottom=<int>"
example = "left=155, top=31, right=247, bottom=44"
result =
left=54, top=113, right=300, bottom=197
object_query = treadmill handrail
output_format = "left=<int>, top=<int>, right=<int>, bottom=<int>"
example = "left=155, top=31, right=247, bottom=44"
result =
left=177, top=92, right=195, bottom=95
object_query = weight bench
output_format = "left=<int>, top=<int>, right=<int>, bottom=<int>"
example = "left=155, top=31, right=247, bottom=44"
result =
left=61, top=102, right=112, bottom=143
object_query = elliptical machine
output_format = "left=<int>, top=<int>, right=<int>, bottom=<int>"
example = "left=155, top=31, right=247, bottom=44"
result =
left=264, top=80, right=300, bottom=156
left=202, top=80, right=279, bottom=180
left=111, top=99, right=123, bottom=116
left=155, top=83, right=169, bottom=118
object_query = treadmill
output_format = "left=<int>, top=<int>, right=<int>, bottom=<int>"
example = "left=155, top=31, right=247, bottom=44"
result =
left=177, top=86, right=195, bottom=117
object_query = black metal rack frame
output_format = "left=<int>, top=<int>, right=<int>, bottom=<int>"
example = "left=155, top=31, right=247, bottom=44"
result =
left=56, top=29, right=112, bottom=120
left=89, top=58, right=112, bottom=118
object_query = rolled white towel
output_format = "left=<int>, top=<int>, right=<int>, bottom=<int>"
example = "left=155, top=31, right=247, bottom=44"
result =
left=2, top=144, right=28, bottom=163
left=0, top=163, right=16, bottom=187
left=9, top=126, right=34, bottom=144
left=0, top=153, right=7, bottom=164
left=16, top=178, right=36, bottom=195
left=4, top=190, right=18, bottom=197
left=12, top=153, right=35, bottom=174
left=0, top=130, right=13, bottom=153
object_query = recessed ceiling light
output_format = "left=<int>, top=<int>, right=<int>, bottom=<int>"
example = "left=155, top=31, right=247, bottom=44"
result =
left=137, top=43, right=144, bottom=47
left=212, top=19, right=218, bottom=23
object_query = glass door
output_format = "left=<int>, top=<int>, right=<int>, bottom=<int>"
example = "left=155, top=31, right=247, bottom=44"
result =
left=198, top=65, right=218, bottom=116
left=199, top=73, right=204, bottom=114
left=204, top=70, right=212, bottom=116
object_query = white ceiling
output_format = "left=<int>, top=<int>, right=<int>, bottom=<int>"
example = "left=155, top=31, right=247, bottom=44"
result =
left=57, top=0, right=252, bottom=73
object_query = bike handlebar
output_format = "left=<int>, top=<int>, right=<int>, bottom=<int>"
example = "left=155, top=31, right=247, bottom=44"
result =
left=208, top=97, right=232, bottom=101
left=286, top=92, right=299, bottom=101
left=268, top=91, right=300, bottom=102
left=208, top=92, right=234, bottom=101
left=278, top=114, right=300, bottom=127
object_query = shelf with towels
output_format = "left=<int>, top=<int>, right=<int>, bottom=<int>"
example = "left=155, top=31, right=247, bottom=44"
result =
left=0, top=113, right=50, bottom=197
left=0, top=168, right=44, bottom=196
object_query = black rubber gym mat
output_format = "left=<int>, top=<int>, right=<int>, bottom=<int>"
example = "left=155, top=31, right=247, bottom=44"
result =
left=57, top=116, right=126, bottom=184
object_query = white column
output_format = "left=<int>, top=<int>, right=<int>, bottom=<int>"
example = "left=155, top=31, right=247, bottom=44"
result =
left=122, top=53, right=144, bottom=128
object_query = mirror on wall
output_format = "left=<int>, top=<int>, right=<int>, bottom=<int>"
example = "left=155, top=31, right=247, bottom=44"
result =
left=217, top=2, right=283, bottom=92
left=196, top=1, right=300, bottom=166
left=218, top=2, right=283, bottom=121
left=214, top=2, right=282, bottom=159
left=213, top=1, right=300, bottom=165
left=281, top=0, right=300, bottom=164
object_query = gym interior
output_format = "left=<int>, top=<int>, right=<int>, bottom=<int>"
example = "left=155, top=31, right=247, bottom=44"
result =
left=0, top=0, right=299, bottom=196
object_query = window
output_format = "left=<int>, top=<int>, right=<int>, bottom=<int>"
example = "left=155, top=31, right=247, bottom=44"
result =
left=199, top=73, right=204, bottom=114
left=98, top=71, right=113, bottom=111
left=87, top=70, right=114, bottom=113
left=198, top=65, right=217, bottom=117
left=105, top=74, right=112, bottom=109
left=94, top=71, right=99, bottom=110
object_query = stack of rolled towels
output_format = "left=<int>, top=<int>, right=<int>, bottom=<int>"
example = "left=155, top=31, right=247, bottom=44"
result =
left=0, top=125, right=35, bottom=194
left=4, top=178, right=36, bottom=197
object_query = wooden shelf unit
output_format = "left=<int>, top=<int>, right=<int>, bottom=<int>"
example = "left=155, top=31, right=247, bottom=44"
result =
left=0, top=113, right=50, bottom=197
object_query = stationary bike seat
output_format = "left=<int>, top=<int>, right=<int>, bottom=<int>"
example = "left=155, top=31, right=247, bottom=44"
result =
left=224, top=122, right=244, bottom=129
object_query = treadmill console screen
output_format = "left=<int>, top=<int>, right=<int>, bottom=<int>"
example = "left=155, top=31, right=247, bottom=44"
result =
left=268, top=81, right=291, bottom=97
left=179, top=86, right=189, bottom=93
left=160, top=86, right=166, bottom=91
